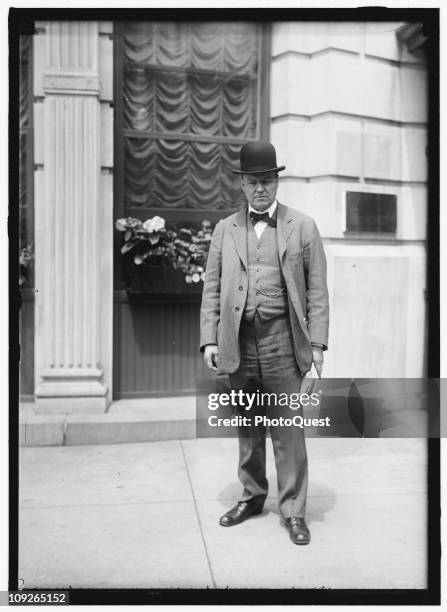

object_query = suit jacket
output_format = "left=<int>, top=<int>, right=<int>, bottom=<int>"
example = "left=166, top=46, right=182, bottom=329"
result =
left=200, top=202, right=329, bottom=375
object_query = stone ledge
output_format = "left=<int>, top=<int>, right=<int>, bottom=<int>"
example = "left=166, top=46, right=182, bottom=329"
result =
left=19, top=398, right=196, bottom=446
left=21, top=415, right=65, bottom=447
left=65, top=419, right=195, bottom=446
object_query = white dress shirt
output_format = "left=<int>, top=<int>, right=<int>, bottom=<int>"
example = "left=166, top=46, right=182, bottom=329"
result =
left=248, top=200, right=278, bottom=239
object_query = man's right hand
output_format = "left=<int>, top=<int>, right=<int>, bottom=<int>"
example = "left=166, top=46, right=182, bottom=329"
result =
left=204, top=344, right=219, bottom=372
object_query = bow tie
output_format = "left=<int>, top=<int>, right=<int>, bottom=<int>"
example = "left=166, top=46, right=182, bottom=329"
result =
left=249, top=211, right=277, bottom=227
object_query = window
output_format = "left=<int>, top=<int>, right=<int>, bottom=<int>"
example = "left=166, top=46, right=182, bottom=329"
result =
left=115, top=21, right=270, bottom=221
left=346, top=191, right=397, bottom=235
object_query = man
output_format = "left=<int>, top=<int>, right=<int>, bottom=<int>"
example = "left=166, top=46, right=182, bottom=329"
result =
left=200, top=141, right=329, bottom=545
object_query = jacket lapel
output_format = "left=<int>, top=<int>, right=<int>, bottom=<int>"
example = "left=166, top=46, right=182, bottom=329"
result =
left=276, top=202, right=306, bottom=320
left=229, top=207, right=248, bottom=269
left=230, top=202, right=292, bottom=268
left=276, top=202, right=294, bottom=260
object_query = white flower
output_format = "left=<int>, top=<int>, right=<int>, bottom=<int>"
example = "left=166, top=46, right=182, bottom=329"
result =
left=143, top=216, right=165, bottom=233
left=116, top=217, right=142, bottom=231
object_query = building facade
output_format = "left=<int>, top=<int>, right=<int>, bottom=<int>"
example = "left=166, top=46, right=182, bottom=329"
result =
left=19, top=20, right=428, bottom=413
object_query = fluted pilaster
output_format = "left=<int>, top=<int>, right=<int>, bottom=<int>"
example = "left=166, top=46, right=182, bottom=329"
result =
left=34, top=21, right=111, bottom=413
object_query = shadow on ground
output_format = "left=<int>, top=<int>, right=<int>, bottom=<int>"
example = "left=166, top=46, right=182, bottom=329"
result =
left=217, top=476, right=336, bottom=525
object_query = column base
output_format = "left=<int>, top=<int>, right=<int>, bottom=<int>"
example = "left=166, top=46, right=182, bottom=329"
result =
left=35, top=369, right=109, bottom=414
left=35, top=395, right=109, bottom=415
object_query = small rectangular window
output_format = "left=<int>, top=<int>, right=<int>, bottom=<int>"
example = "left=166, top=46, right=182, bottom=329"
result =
left=346, top=191, right=397, bottom=234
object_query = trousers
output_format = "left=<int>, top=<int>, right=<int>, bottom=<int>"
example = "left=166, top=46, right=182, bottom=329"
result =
left=229, top=313, right=308, bottom=519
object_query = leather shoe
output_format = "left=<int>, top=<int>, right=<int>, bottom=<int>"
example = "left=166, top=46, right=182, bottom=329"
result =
left=285, top=517, right=310, bottom=545
left=219, top=501, right=263, bottom=526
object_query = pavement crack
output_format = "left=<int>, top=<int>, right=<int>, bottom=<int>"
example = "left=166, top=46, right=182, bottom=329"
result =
left=180, top=439, right=217, bottom=589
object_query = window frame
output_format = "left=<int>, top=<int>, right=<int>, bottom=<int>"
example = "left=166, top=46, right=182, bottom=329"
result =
left=113, top=20, right=271, bottom=225
left=343, top=190, right=398, bottom=238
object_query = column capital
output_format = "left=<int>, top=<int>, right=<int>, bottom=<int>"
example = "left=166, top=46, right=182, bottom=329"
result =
left=43, top=21, right=99, bottom=75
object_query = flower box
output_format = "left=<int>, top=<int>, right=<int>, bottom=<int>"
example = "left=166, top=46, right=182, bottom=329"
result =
left=116, top=215, right=212, bottom=296
left=126, top=264, right=203, bottom=295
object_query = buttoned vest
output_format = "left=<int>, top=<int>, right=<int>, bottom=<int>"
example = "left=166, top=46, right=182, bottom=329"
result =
left=243, top=218, right=288, bottom=322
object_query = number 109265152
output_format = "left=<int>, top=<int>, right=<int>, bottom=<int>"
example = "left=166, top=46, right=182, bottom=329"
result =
left=8, top=591, right=68, bottom=605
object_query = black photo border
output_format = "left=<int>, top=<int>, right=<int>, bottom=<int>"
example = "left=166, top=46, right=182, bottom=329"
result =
left=9, top=6, right=440, bottom=606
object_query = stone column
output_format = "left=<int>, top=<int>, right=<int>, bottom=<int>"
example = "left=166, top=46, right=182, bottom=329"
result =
left=34, top=22, right=112, bottom=413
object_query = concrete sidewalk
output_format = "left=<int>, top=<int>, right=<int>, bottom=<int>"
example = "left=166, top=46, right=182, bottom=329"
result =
left=19, top=437, right=427, bottom=590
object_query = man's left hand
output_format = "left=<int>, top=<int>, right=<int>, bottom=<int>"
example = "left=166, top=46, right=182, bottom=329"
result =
left=312, top=347, right=324, bottom=378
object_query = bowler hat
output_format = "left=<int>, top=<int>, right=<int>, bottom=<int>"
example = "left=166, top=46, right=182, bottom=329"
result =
left=232, top=141, right=286, bottom=174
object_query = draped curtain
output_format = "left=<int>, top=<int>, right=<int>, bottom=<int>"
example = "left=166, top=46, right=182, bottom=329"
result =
left=121, top=22, right=263, bottom=211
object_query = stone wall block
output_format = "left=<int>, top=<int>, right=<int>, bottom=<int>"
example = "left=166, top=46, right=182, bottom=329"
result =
left=363, top=128, right=400, bottom=181
left=271, top=120, right=309, bottom=176
left=364, top=22, right=423, bottom=64
left=33, top=32, right=45, bottom=98
left=99, top=170, right=114, bottom=406
left=396, top=186, right=427, bottom=241
left=33, top=101, right=44, bottom=165
left=335, top=128, right=362, bottom=178
left=400, top=128, right=427, bottom=183
left=100, top=103, right=114, bottom=168
left=99, top=35, right=113, bottom=102
left=272, top=22, right=364, bottom=57
left=270, top=54, right=310, bottom=117
left=99, top=22, right=113, bottom=34
left=324, top=244, right=426, bottom=377
left=399, top=66, right=427, bottom=123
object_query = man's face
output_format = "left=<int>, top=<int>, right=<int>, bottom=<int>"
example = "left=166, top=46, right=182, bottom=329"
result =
left=241, top=171, right=278, bottom=212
